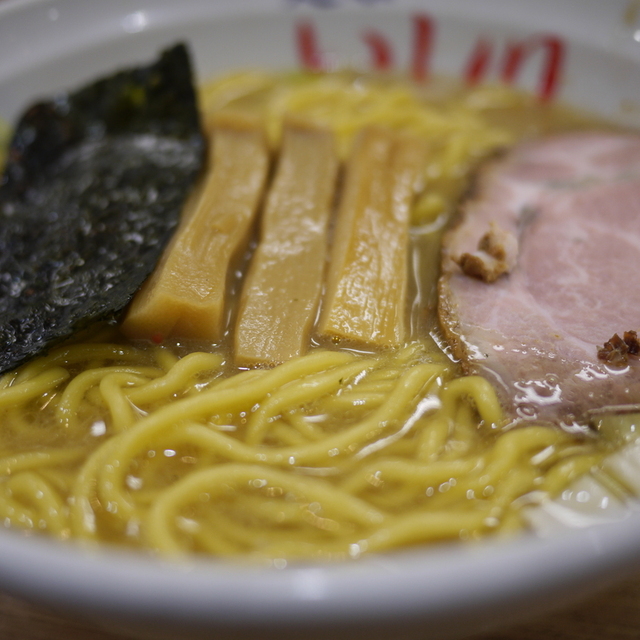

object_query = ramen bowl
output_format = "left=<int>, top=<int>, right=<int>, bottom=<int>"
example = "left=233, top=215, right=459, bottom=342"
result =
left=1, top=1, right=640, bottom=639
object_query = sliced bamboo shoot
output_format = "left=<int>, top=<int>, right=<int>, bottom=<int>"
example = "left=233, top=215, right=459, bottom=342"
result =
left=318, top=127, right=426, bottom=348
left=235, top=121, right=339, bottom=366
left=121, top=113, right=270, bottom=342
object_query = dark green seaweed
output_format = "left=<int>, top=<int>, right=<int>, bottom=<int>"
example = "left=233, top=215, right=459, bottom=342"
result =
left=0, top=43, right=204, bottom=373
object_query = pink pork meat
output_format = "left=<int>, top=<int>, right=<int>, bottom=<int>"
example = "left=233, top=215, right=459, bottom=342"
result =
left=438, top=132, right=640, bottom=427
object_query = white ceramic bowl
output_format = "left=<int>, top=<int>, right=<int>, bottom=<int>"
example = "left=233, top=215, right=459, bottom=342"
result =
left=1, top=1, right=640, bottom=638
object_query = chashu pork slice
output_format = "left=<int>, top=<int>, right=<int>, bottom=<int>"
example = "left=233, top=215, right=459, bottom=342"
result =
left=439, top=132, right=640, bottom=427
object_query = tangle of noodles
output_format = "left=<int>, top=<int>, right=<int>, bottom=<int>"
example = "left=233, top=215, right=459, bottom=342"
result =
left=0, top=72, right=621, bottom=561
left=0, top=333, right=610, bottom=560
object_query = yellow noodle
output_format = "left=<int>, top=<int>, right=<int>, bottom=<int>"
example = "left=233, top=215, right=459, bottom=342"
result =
left=0, top=368, right=69, bottom=409
left=126, top=353, right=224, bottom=405
left=15, top=344, right=145, bottom=382
left=417, top=414, right=452, bottom=461
left=206, top=366, right=270, bottom=392
left=245, top=358, right=378, bottom=445
left=283, top=411, right=325, bottom=441
left=440, top=376, right=504, bottom=428
left=0, top=336, right=609, bottom=558
left=99, top=373, right=149, bottom=433
left=341, top=458, right=481, bottom=495
left=153, top=347, right=180, bottom=372
left=223, top=365, right=437, bottom=465
left=96, top=351, right=358, bottom=518
left=56, top=366, right=161, bottom=431
left=0, top=490, right=37, bottom=531
left=269, top=422, right=309, bottom=447
left=4, top=472, right=68, bottom=537
left=539, top=454, right=602, bottom=497
left=146, top=463, right=385, bottom=555
left=363, top=508, right=492, bottom=553
left=38, top=467, right=77, bottom=495
left=69, top=437, right=121, bottom=539
left=319, top=391, right=387, bottom=414
left=192, top=522, right=245, bottom=556
left=424, top=428, right=570, bottom=510
left=0, top=449, right=85, bottom=476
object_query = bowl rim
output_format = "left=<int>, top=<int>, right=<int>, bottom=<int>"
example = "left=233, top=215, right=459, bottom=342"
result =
left=1, top=0, right=640, bottom=634
left=0, top=510, right=639, bottom=628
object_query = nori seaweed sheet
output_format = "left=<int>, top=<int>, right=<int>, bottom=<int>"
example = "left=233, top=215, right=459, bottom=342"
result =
left=0, top=43, right=204, bottom=373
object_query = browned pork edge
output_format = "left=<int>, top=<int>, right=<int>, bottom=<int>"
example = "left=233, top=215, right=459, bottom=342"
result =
left=436, top=150, right=507, bottom=375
